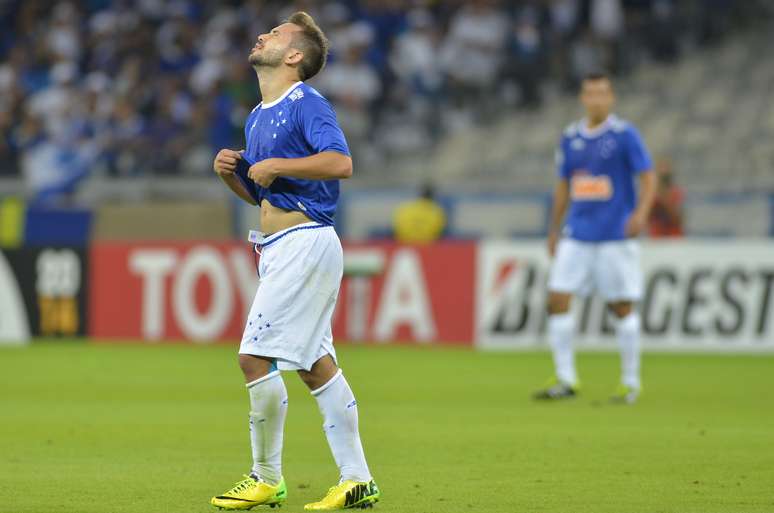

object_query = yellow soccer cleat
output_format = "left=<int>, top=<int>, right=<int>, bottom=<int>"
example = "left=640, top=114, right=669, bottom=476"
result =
left=610, top=384, right=641, bottom=404
left=211, top=474, right=287, bottom=510
left=304, top=480, right=380, bottom=510
left=532, top=376, right=580, bottom=400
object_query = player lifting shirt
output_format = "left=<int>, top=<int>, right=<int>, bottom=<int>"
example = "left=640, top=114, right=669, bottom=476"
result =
left=210, top=12, right=379, bottom=511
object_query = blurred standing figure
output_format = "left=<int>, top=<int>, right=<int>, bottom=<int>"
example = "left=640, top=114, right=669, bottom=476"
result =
left=534, top=72, right=655, bottom=404
left=501, top=9, right=545, bottom=108
left=316, top=26, right=381, bottom=151
left=393, top=183, right=446, bottom=244
left=439, top=0, right=508, bottom=117
left=210, top=11, right=379, bottom=511
left=648, top=157, right=684, bottom=237
left=590, top=0, right=624, bottom=72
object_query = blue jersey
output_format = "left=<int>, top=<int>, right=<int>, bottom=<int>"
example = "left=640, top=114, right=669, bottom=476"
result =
left=234, top=81, right=350, bottom=226
left=556, top=115, right=652, bottom=242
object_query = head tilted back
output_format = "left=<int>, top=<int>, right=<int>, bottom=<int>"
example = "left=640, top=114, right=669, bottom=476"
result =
left=286, top=11, right=329, bottom=81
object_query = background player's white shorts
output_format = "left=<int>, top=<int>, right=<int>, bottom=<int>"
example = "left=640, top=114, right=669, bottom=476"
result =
left=548, top=237, right=643, bottom=301
left=239, top=222, right=342, bottom=371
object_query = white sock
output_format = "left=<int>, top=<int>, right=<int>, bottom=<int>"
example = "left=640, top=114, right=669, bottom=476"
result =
left=246, top=371, right=287, bottom=485
left=616, top=312, right=641, bottom=390
left=548, top=312, right=578, bottom=386
left=312, top=370, right=372, bottom=483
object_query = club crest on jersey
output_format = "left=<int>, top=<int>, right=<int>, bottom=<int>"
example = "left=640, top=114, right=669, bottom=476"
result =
left=599, top=136, right=617, bottom=158
left=571, top=138, right=585, bottom=151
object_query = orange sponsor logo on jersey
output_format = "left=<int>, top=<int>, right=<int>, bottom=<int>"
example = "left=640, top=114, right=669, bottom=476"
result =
left=570, top=172, right=613, bottom=200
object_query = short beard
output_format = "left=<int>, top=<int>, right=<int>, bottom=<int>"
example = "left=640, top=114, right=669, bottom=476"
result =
left=249, top=48, right=284, bottom=69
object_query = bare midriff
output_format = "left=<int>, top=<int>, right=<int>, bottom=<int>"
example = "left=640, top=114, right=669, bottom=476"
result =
left=260, top=199, right=313, bottom=234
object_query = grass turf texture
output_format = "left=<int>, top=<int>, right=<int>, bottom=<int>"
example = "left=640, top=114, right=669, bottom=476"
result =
left=1, top=342, right=773, bottom=513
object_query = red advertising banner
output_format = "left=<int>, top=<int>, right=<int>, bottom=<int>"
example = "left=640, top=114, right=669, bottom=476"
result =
left=90, top=242, right=257, bottom=341
left=334, top=242, right=475, bottom=345
left=89, top=241, right=476, bottom=345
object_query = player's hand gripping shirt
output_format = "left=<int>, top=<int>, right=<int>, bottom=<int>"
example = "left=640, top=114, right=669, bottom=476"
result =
left=556, top=114, right=652, bottom=242
left=235, top=82, right=350, bottom=226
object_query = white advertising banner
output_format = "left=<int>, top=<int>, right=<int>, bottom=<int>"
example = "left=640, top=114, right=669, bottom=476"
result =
left=476, top=240, right=774, bottom=351
left=0, top=251, right=30, bottom=344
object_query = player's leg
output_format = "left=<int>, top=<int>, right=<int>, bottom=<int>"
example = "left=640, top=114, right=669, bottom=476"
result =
left=597, top=239, right=643, bottom=403
left=534, top=238, right=593, bottom=400
left=240, top=354, right=288, bottom=486
left=300, top=354, right=379, bottom=510
left=607, top=301, right=641, bottom=403
left=298, top=354, right=371, bottom=482
left=211, top=283, right=289, bottom=509
left=211, top=354, right=289, bottom=510
left=540, top=291, right=579, bottom=396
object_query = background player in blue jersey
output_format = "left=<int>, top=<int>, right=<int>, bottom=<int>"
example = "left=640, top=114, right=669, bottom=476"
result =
left=534, top=72, right=656, bottom=404
left=210, top=12, right=379, bottom=511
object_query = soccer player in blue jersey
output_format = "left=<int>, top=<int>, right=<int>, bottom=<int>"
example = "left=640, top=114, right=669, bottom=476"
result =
left=209, top=12, right=379, bottom=510
left=534, top=72, right=656, bottom=404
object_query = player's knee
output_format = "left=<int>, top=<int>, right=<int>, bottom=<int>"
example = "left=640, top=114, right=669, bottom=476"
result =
left=238, top=354, right=255, bottom=377
left=297, top=370, right=317, bottom=390
left=238, top=353, right=272, bottom=381
left=297, top=360, right=339, bottom=391
left=547, top=293, right=571, bottom=315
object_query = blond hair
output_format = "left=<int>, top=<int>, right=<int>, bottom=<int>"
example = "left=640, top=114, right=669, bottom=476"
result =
left=286, top=11, right=329, bottom=81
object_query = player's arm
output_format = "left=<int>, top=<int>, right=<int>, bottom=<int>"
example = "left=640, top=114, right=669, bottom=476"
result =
left=626, top=170, right=656, bottom=237
left=548, top=140, right=572, bottom=257
left=213, top=149, right=258, bottom=206
left=624, top=126, right=657, bottom=237
left=248, top=152, right=352, bottom=187
left=219, top=173, right=259, bottom=206
left=548, top=178, right=570, bottom=257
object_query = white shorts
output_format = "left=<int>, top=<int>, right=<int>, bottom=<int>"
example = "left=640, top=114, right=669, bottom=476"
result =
left=548, top=237, right=643, bottom=301
left=239, top=222, right=342, bottom=371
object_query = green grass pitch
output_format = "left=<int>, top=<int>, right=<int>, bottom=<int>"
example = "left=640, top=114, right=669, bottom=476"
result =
left=1, top=342, right=773, bottom=513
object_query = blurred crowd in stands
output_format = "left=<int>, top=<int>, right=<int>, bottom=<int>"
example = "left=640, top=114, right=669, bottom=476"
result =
left=0, top=0, right=761, bottom=202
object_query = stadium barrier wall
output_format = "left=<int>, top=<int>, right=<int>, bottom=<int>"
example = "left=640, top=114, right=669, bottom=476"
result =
left=82, top=239, right=774, bottom=351
left=92, top=202, right=233, bottom=241
left=331, top=191, right=774, bottom=240
left=0, top=246, right=88, bottom=344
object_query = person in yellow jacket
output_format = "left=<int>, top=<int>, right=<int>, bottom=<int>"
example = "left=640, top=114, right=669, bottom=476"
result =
left=0, top=197, right=24, bottom=248
left=393, top=184, right=446, bottom=243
